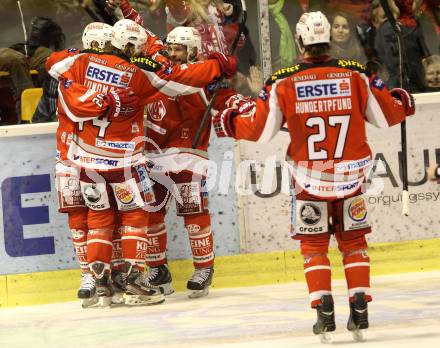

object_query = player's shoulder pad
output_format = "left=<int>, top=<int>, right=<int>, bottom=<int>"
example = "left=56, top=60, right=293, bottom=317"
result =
left=129, top=56, right=162, bottom=72
left=265, top=63, right=310, bottom=85
left=333, top=59, right=367, bottom=74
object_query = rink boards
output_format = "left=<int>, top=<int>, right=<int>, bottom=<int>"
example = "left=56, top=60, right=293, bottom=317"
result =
left=0, top=93, right=439, bottom=307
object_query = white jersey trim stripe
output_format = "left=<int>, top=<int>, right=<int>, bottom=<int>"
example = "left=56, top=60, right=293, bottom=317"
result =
left=258, top=80, right=283, bottom=143
left=58, top=86, right=96, bottom=122
left=304, top=265, right=332, bottom=274
left=344, top=262, right=370, bottom=269
left=348, top=287, right=371, bottom=297
left=121, top=236, right=148, bottom=242
left=361, top=74, right=389, bottom=128
left=309, top=290, right=332, bottom=303
left=143, top=70, right=204, bottom=97
left=87, top=239, right=113, bottom=246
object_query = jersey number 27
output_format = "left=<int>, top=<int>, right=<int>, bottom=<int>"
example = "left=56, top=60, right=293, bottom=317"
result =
left=306, top=115, right=350, bottom=160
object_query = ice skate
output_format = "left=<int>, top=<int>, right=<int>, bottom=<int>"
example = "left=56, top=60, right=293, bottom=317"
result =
left=347, top=292, right=369, bottom=342
left=77, top=273, right=98, bottom=308
left=143, top=265, right=174, bottom=295
left=110, top=269, right=127, bottom=305
left=90, top=262, right=113, bottom=307
left=187, top=266, right=214, bottom=299
left=124, top=267, right=165, bottom=306
left=313, top=295, right=336, bottom=344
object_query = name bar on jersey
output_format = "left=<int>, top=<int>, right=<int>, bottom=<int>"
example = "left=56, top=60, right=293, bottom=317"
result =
left=295, top=98, right=352, bottom=114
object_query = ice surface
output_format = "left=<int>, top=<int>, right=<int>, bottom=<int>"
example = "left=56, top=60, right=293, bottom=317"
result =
left=1, top=271, right=439, bottom=348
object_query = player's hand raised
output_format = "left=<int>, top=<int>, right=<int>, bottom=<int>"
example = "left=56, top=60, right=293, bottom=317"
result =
left=208, top=52, right=237, bottom=79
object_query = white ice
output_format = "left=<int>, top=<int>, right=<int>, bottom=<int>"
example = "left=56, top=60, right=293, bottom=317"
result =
left=1, top=271, right=439, bottom=348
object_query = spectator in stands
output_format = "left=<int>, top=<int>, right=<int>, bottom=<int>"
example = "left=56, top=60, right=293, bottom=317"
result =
left=0, top=17, right=65, bottom=124
left=329, top=11, right=367, bottom=64
left=0, top=48, right=34, bottom=125
left=423, top=54, right=440, bottom=90
left=375, top=0, right=431, bottom=92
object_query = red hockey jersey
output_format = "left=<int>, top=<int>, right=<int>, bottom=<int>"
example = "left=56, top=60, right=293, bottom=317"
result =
left=231, top=57, right=408, bottom=198
left=144, top=85, right=235, bottom=174
left=50, top=51, right=224, bottom=171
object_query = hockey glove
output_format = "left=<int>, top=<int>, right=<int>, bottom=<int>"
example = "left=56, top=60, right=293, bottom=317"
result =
left=208, top=52, right=237, bottom=79
left=225, top=94, right=256, bottom=118
left=213, top=108, right=236, bottom=138
left=390, top=88, right=415, bottom=116
left=105, top=87, right=139, bottom=120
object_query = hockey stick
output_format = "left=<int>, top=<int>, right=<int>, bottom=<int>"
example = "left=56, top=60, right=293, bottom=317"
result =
left=192, top=0, right=247, bottom=149
left=379, top=0, right=409, bottom=216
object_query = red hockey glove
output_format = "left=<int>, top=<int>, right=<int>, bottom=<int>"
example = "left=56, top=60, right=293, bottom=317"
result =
left=213, top=108, right=236, bottom=138
left=208, top=52, right=237, bottom=79
left=105, top=87, right=139, bottom=120
left=390, top=88, right=415, bottom=116
left=225, top=94, right=256, bottom=118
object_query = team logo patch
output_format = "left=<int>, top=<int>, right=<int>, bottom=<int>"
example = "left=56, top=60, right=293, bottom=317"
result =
left=83, top=184, right=101, bottom=203
left=371, top=76, right=385, bottom=90
left=186, top=224, right=201, bottom=234
left=71, top=229, right=85, bottom=239
left=348, top=196, right=368, bottom=222
left=259, top=87, right=268, bottom=101
left=300, top=203, right=321, bottom=225
left=114, top=184, right=134, bottom=204
left=63, top=79, right=73, bottom=89
left=146, top=100, right=166, bottom=121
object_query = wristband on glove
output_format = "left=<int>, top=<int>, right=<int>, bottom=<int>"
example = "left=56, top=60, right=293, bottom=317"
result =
left=390, top=87, right=415, bottom=116
left=213, top=108, right=236, bottom=138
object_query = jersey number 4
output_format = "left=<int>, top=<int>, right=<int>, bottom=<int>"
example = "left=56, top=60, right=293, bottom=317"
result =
left=78, top=116, right=111, bottom=137
left=306, top=115, right=350, bottom=160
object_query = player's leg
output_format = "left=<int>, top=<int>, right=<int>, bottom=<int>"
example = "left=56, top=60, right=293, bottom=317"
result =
left=110, top=164, right=165, bottom=305
left=56, top=163, right=96, bottom=307
left=174, top=172, right=214, bottom=298
left=143, top=211, right=173, bottom=295
left=80, top=173, right=116, bottom=307
left=292, top=187, right=335, bottom=341
left=334, top=193, right=372, bottom=341
left=183, top=208, right=214, bottom=299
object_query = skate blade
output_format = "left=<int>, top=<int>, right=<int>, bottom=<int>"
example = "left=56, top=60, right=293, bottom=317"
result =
left=124, top=294, right=165, bottom=306
left=351, top=329, right=366, bottom=342
left=160, top=283, right=174, bottom=296
left=80, top=294, right=99, bottom=308
left=97, top=296, right=112, bottom=308
left=319, top=332, right=333, bottom=344
left=111, top=292, right=125, bottom=305
left=188, top=287, right=209, bottom=299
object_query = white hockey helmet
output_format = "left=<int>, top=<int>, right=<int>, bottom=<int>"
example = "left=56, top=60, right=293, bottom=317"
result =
left=111, top=19, right=147, bottom=55
left=166, top=26, right=202, bottom=53
left=82, top=22, right=113, bottom=50
left=295, top=11, right=331, bottom=50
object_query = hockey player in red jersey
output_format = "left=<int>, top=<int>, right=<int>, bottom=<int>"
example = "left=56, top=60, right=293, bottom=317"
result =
left=49, top=22, right=113, bottom=308
left=212, top=11, right=415, bottom=342
left=140, top=26, right=236, bottom=298
left=53, top=18, right=236, bottom=306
